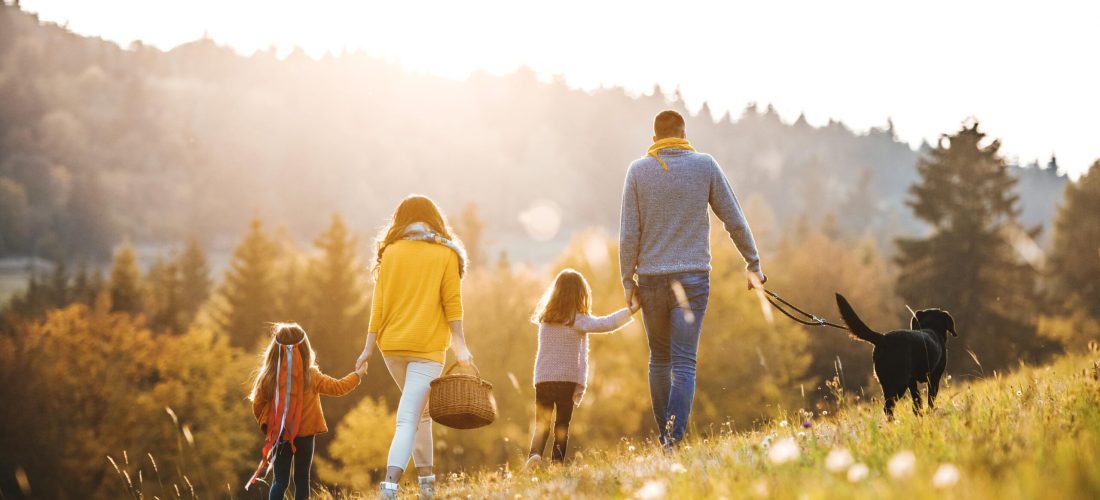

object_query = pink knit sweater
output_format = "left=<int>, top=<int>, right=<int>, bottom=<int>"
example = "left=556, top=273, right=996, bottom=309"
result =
left=533, top=308, right=633, bottom=404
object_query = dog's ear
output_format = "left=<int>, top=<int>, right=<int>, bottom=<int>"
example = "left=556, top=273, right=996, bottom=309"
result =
left=946, top=312, right=958, bottom=337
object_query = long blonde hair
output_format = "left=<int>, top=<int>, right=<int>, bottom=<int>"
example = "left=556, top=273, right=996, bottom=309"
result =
left=248, top=323, right=316, bottom=402
left=373, top=194, right=462, bottom=276
left=532, top=269, right=592, bottom=327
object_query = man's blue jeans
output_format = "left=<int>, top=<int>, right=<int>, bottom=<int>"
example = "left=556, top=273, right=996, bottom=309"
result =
left=636, top=271, right=710, bottom=446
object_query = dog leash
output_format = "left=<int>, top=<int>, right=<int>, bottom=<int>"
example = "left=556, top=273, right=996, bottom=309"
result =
left=762, top=289, right=849, bottom=331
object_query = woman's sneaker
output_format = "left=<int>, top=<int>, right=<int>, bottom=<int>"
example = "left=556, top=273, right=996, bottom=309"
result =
left=379, top=481, right=399, bottom=500
left=418, top=475, right=436, bottom=500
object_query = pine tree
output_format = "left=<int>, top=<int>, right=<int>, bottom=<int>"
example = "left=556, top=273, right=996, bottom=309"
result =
left=303, top=216, right=368, bottom=363
left=46, top=258, right=70, bottom=308
left=895, top=122, right=1055, bottom=371
left=177, top=237, right=212, bottom=329
left=271, top=226, right=310, bottom=323
left=146, top=255, right=182, bottom=333
left=215, top=218, right=280, bottom=349
left=302, top=215, right=372, bottom=420
left=1048, top=159, right=1100, bottom=325
left=108, top=242, right=143, bottom=315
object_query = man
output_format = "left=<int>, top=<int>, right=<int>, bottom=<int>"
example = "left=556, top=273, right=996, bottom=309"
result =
left=619, top=109, right=766, bottom=447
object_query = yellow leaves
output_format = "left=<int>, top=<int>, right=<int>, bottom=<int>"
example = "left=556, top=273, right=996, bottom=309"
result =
left=317, top=396, right=395, bottom=490
left=0, top=302, right=253, bottom=497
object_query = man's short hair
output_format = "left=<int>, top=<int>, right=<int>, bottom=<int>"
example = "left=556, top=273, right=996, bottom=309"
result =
left=654, top=110, right=685, bottom=137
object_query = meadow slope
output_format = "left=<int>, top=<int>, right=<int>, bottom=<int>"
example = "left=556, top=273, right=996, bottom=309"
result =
left=403, top=352, right=1100, bottom=499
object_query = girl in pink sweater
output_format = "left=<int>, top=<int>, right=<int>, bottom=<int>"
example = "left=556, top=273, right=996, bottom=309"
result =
left=526, top=269, right=639, bottom=466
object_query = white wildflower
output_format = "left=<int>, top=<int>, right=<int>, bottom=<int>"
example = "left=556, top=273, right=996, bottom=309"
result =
left=888, top=450, right=917, bottom=479
left=634, top=480, right=668, bottom=499
left=767, top=437, right=800, bottom=465
left=847, top=463, right=869, bottom=482
left=779, top=420, right=790, bottom=428
left=932, top=464, right=960, bottom=488
left=825, top=448, right=854, bottom=473
left=669, top=462, right=687, bottom=474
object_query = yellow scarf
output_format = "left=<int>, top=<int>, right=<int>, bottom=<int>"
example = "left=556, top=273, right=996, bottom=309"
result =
left=647, top=137, right=695, bottom=171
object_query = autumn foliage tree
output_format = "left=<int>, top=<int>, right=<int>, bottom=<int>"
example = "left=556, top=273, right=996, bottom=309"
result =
left=0, top=299, right=252, bottom=498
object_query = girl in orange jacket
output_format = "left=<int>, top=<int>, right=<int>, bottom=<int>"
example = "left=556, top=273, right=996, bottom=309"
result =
left=247, top=323, right=366, bottom=499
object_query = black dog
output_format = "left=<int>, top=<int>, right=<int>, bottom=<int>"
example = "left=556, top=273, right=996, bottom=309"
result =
left=835, top=293, right=957, bottom=418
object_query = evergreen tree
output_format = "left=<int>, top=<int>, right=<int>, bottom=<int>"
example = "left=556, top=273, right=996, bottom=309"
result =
left=177, top=236, right=212, bottom=329
left=146, top=255, right=182, bottom=333
left=304, top=215, right=368, bottom=353
left=895, top=122, right=1055, bottom=372
left=1048, top=160, right=1100, bottom=327
left=302, top=215, right=372, bottom=422
left=215, top=218, right=279, bottom=349
left=108, top=242, right=143, bottom=315
left=46, top=258, right=70, bottom=307
left=272, top=226, right=311, bottom=324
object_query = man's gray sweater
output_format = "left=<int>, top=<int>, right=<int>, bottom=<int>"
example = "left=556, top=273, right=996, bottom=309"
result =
left=619, top=148, right=761, bottom=290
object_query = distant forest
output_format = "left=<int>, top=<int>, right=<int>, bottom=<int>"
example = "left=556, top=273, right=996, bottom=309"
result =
left=0, top=5, right=1069, bottom=263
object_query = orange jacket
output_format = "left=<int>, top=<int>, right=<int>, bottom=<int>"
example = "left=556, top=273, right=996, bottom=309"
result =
left=253, top=366, right=360, bottom=436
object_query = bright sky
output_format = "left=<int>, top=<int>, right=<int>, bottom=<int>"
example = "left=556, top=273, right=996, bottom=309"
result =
left=23, top=0, right=1100, bottom=179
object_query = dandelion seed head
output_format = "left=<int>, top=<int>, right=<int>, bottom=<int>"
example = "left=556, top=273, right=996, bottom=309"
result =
left=767, top=437, right=800, bottom=465
left=847, top=463, right=869, bottom=482
left=932, top=463, right=960, bottom=488
left=670, top=462, right=687, bottom=474
left=825, top=448, right=854, bottom=473
left=888, top=450, right=917, bottom=479
left=779, top=420, right=789, bottom=428
left=634, top=479, right=668, bottom=499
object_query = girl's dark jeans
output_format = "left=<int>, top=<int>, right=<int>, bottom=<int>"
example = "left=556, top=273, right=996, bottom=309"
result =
left=528, top=381, right=579, bottom=462
left=269, top=435, right=315, bottom=500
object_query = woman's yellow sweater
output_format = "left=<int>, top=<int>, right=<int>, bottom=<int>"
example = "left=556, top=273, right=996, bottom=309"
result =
left=368, top=240, right=463, bottom=363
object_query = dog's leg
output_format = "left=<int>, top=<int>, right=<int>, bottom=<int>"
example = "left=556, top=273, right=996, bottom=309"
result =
left=908, top=382, right=923, bottom=415
left=928, top=372, right=943, bottom=409
left=883, top=387, right=903, bottom=419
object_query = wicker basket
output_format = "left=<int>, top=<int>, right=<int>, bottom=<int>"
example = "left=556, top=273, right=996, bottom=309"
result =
left=429, top=363, right=497, bottom=429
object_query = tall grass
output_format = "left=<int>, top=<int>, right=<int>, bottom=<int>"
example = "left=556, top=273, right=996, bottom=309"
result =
left=110, top=352, right=1100, bottom=499
left=430, top=352, right=1100, bottom=499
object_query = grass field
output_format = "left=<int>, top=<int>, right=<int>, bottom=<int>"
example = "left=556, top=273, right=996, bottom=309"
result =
left=110, top=350, right=1100, bottom=499
left=406, top=351, right=1100, bottom=499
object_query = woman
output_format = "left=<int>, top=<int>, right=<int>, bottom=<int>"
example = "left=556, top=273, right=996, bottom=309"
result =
left=355, top=194, right=474, bottom=500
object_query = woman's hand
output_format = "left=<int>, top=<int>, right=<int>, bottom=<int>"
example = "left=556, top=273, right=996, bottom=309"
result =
left=453, top=348, right=474, bottom=366
left=355, top=361, right=369, bottom=377
left=356, top=332, right=377, bottom=372
left=449, top=320, right=474, bottom=366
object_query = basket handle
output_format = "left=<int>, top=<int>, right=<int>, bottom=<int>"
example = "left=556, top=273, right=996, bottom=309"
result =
left=443, top=361, right=481, bottom=378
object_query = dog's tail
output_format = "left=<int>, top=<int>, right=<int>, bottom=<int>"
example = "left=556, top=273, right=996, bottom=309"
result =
left=835, top=293, right=883, bottom=345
